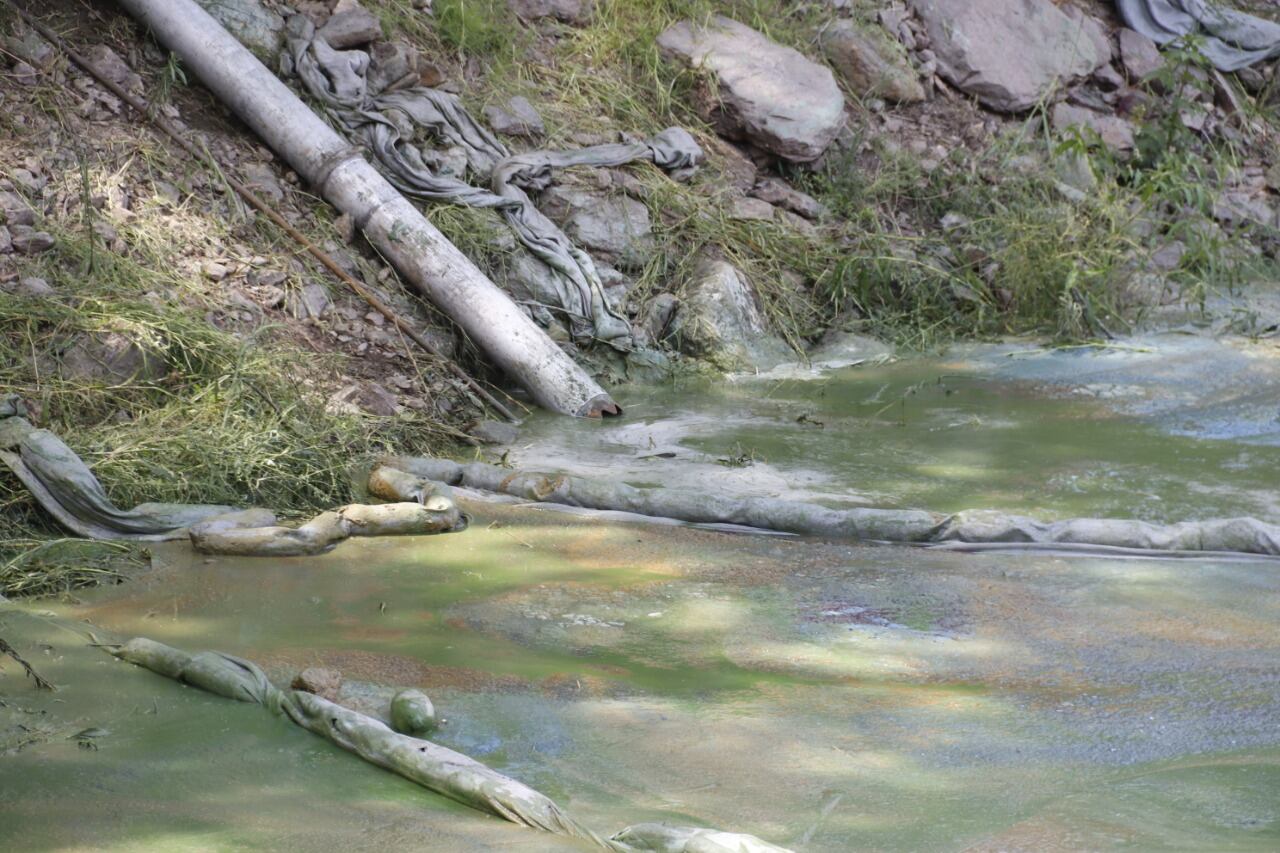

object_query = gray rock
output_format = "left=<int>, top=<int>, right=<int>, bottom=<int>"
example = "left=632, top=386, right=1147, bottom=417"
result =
left=61, top=331, right=165, bottom=383
left=483, top=96, right=545, bottom=138
left=658, top=16, right=845, bottom=163
left=84, top=44, right=143, bottom=93
left=368, top=41, right=419, bottom=94
left=508, top=0, right=594, bottom=25
left=670, top=256, right=792, bottom=371
left=11, top=169, right=44, bottom=195
left=328, top=382, right=401, bottom=416
left=540, top=185, right=653, bottom=268
left=1052, top=102, right=1136, bottom=151
left=195, top=0, right=285, bottom=61
left=16, top=277, right=55, bottom=297
left=728, top=196, right=775, bottom=221
left=0, top=191, right=35, bottom=227
left=389, top=689, right=439, bottom=736
left=3, top=25, right=55, bottom=69
left=910, top=0, right=1102, bottom=112
left=1213, top=191, right=1277, bottom=228
left=241, top=162, right=286, bottom=202
left=10, top=225, right=54, bottom=255
left=0, top=226, right=9, bottom=255
left=1093, top=63, right=1127, bottom=92
left=1118, top=28, right=1164, bottom=83
left=1150, top=241, right=1186, bottom=272
left=360, top=381, right=401, bottom=416
left=319, top=6, right=384, bottom=49
left=821, top=18, right=925, bottom=104
left=11, top=60, right=37, bottom=87
left=807, top=328, right=893, bottom=368
left=468, top=419, right=520, bottom=445
left=750, top=178, right=825, bottom=220
left=290, top=667, right=343, bottom=701
left=1061, top=4, right=1112, bottom=65
left=635, top=293, right=680, bottom=345
left=1053, top=149, right=1098, bottom=195
left=289, top=282, right=331, bottom=319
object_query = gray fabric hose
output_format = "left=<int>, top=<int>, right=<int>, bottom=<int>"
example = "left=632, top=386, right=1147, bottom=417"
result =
left=1116, top=0, right=1280, bottom=70
left=282, top=16, right=704, bottom=348
left=110, top=638, right=792, bottom=852
left=0, top=397, right=268, bottom=541
left=377, top=457, right=1280, bottom=558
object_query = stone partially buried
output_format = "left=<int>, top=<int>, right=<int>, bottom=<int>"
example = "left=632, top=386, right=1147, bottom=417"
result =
left=658, top=16, right=845, bottom=162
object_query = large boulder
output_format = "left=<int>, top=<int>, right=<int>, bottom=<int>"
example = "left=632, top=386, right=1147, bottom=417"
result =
left=821, top=18, right=925, bottom=103
left=658, top=16, right=845, bottom=163
left=910, top=0, right=1104, bottom=112
left=670, top=257, right=792, bottom=371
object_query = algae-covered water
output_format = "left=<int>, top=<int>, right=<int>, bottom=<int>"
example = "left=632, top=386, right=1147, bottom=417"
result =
left=2, top=335, right=1279, bottom=851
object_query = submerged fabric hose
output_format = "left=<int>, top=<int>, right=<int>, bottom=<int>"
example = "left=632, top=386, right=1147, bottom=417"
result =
left=110, top=638, right=791, bottom=852
left=282, top=16, right=704, bottom=348
left=1116, top=0, right=1280, bottom=70
left=376, top=457, right=1280, bottom=558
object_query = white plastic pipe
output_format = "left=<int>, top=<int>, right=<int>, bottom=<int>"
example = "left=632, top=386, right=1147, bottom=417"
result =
left=114, top=0, right=618, bottom=417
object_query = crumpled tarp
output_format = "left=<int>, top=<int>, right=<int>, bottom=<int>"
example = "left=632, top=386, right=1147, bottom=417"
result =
left=376, top=457, right=1280, bottom=558
left=282, top=16, right=704, bottom=349
left=111, top=637, right=792, bottom=852
left=0, top=396, right=265, bottom=541
left=1116, top=0, right=1280, bottom=70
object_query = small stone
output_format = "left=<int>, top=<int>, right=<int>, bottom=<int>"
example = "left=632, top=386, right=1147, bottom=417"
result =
left=84, top=44, right=143, bottom=92
left=468, top=419, right=519, bottom=445
left=0, top=191, right=36, bottom=227
left=291, top=667, right=343, bottom=701
left=358, top=381, right=401, bottom=416
left=635, top=292, right=679, bottom=345
left=1052, top=102, right=1136, bottom=151
left=368, top=41, right=420, bottom=94
left=1092, top=64, right=1126, bottom=92
left=12, top=169, right=44, bottom=195
left=1150, top=241, right=1186, bottom=272
left=750, top=178, right=825, bottom=220
left=10, top=225, right=54, bottom=255
left=1265, top=162, right=1280, bottom=193
left=483, top=96, right=545, bottom=138
left=389, top=689, right=439, bottom=736
left=60, top=331, right=164, bottom=383
left=821, top=18, right=925, bottom=104
left=289, top=282, right=331, bottom=319
left=16, top=277, right=55, bottom=297
left=508, top=0, right=594, bottom=25
left=0, top=226, right=10, bottom=255
left=241, top=162, right=286, bottom=202
left=318, top=6, right=384, bottom=49
left=728, top=196, right=775, bottom=221
left=12, top=61, right=38, bottom=87
left=1118, top=28, right=1164, bottom=83
left=202, top=261, right=229, bottom=281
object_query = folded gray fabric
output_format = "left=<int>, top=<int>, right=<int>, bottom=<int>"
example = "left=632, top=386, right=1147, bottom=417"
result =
left=283, top=16, right=704, bottom=348
left=1116, top=0, right=1280, bottom=70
